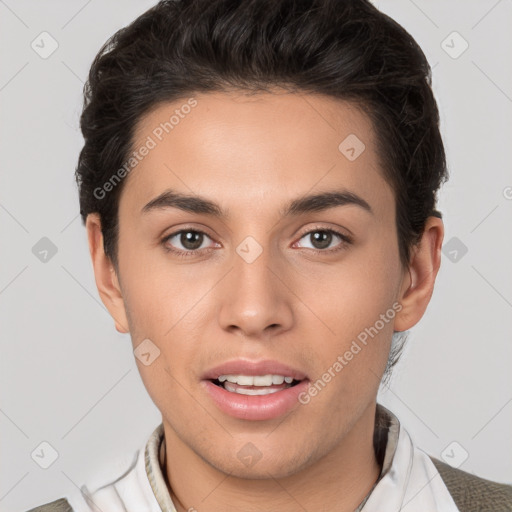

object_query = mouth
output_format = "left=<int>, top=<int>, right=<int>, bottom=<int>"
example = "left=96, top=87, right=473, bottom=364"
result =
left=201, top=360, right=310, bottom=421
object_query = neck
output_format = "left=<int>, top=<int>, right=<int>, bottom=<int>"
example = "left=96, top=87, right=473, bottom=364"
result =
left=163, top=402, right=381, bottom=512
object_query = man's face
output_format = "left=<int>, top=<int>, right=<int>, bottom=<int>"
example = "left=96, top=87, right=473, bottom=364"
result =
left=113, top=91, right=406, bottom=478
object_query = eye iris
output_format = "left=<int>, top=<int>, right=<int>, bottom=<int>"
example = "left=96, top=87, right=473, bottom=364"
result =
left=181, top=231, right=203, bottom=250
left=311, top=231, right=332, bottom=249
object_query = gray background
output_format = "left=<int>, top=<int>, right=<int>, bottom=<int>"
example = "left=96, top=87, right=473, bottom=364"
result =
left=1, top=0, right=511, bottom=510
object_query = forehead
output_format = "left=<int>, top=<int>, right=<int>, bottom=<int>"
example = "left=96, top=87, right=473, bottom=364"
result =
left=121, top=90, right=391, bottom=218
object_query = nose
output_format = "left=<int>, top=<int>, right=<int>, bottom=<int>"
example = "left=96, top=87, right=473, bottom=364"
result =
left=217, top=243, right=294, bottom=339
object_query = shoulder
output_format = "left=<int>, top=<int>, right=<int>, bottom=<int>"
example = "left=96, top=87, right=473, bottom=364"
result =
left=24, top=498, right=74, bottom=512
left=23, top=449, right=141, bottom=512
left=429, top=456, right=512, bottom=512
left=23, top=426, right=163, bottom=512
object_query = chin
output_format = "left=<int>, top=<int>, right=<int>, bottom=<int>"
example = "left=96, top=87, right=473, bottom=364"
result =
left=205, top=443, right=318, bottom=480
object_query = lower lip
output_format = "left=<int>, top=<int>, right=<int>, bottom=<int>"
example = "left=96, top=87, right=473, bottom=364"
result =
left=202, top=379, right=310, bottom=421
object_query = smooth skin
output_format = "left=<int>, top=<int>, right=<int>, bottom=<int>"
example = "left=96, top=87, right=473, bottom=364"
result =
left=86, top=90, right=443, bottom=512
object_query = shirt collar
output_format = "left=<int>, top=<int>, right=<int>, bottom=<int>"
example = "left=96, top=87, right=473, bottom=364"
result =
left=354, top=403, right=401, bottom=510
left=144, top=422, right=176, bottom=511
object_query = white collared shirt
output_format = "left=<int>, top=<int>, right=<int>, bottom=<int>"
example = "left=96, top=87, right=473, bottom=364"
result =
left=66, top=404, right=460, bottom=512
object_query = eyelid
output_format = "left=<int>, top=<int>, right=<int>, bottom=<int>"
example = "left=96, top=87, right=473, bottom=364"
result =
left=295, top=224, right=353, bottom=241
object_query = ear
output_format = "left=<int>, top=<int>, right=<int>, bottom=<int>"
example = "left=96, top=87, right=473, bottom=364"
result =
left=394, top=216, right=444, bottom=332
left=86, top=213, right=130, bottom=334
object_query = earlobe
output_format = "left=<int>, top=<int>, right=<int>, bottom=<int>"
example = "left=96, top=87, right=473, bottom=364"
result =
left=86, top=213, right=130, bottom=334
left=394, top=216, right=444, bottom=332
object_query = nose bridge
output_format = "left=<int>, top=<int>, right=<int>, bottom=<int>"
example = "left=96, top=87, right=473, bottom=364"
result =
left=217, top=234, right=294, bottom=336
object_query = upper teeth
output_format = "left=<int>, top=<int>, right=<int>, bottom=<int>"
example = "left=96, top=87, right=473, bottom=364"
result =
left=217, top=374, right=294, bottom=386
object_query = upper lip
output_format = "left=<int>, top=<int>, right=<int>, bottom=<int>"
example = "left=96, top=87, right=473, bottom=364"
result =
left=202, top=359, right=308, bottom=381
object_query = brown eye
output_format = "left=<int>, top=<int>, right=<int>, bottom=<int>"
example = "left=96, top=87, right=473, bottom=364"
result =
left=162, top=229, right=215, bottom=254
left=295, top=228, right=352, bottom=253
left=309, top=231, right=334, bottom=250
left=178, top=231, right=205, bottom=250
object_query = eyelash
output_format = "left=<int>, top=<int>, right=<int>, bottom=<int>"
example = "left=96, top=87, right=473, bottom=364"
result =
left=161, top=226, right=353, bottom=259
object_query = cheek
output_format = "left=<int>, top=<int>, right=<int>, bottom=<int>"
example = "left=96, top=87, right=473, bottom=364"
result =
left=303, top=241, right=401, bottom=382
left=119, top=262, right=215, bottom=386
left=117, top=241, right=208, bottom=336
left=308, top=247, right=401, bottom=334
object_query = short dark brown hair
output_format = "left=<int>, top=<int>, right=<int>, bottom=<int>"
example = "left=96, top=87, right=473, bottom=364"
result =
left=75, top=0, right=448, bottom=379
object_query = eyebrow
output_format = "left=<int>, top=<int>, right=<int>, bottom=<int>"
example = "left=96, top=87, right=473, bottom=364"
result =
left=141, top=188, right=373, bottom=218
